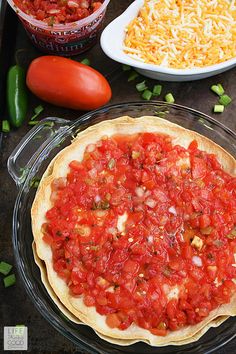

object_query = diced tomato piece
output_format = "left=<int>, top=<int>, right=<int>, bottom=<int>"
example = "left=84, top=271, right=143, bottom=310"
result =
left=84, top=294, right=96, bottom=307
left=188, top=140, right=198, bottom=151
left=106, top=313, right=121, bottom=328
left=69, top=160, right=84, bottom=171
left=199, top=214, right=211, bottom=228
left=166, top=299, right=178, bottom=319
left=191, top=156, right=207, bottom=179
left=123, top=260, right=140, bottom=274
left=150, top=328, right=167, bottom=336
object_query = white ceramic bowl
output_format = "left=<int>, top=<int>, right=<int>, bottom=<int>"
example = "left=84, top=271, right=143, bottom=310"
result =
left=101, top=0, right=236, bottom=82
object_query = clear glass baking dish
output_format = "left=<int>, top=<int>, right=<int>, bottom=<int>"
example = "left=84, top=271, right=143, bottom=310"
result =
left=8, top=102, right=236, bottom=353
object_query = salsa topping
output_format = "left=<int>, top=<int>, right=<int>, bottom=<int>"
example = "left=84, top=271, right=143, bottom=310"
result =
left=14, top=0, right=103, bottom=25
left=43, top=132, right=236, bottom=335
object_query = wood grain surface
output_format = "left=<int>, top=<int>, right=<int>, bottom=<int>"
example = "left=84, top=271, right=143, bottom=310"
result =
left=0, top=0, right=236, bottom=353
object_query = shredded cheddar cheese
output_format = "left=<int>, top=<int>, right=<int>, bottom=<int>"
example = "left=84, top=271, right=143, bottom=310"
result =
left=124, top=0, right=236, bottom=68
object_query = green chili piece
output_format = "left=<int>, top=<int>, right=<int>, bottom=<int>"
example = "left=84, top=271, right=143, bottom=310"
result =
left=7, top=65, right=28, bottom=128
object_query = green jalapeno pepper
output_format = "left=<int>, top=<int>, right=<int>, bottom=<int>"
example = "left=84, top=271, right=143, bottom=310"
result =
left=7, top=65, right=28, bottom=128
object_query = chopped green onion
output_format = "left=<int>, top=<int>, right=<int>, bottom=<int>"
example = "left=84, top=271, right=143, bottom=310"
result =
left=2, top=120, right=10, bottom=133
left=155, top=110, right=169, bottom=118
left=153, top=84, right=162, bottom=96
left=218, top=94, right=232, bottom=106
left=213, top=104, right=224, bottom=113
left=44, top=121, right=54, bottom=128
left=81, top=58, right=90, bottom=66
left=31, top=105, right=44, bottom=120
left=3, top=274, right=16, bottom=288
left=165, top=93, right=175, bottom=103
left=211, top=84, right=225, bottom=96
left=28, top=120, right=39, bottom=126
left=122, top=64, right=131, bottom=71
left=128, top=71, right=139, bottom=82
left=34, top=105, right=44, bottom=115
left=142, top=89, right=152, bottom=101
left=30, top=177, right=41, bottom=188
left=136, top=80, right=148, bottom=92
left=0, top=262, right=13, bottom=275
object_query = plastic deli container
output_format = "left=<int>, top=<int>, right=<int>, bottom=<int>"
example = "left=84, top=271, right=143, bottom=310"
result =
left=7, top=102, right=236, bottom=353
left=7, top=0, right=110, bottom=56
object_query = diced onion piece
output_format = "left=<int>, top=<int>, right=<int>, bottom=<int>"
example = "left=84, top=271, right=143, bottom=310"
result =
left=95, top=210, right=108, bottom=218
left=87, top=143, right=95, bottom=152
left=96, top=276, right=109, bottom=288
left=106, top=286, right=115, bottom=293
left=132, top=151, right=140, bottom=159
left=68, top=1, right=79, bottom=7
left=48, top=8, right=60, bottom=13
left=94, top=195, right=101, bottom=203
left=191, top=235, right=203, bottom=250
left=76, top=225, right=91, bottom=237
left=145, top=198, right=157, bottom=208
left=147, top=235, right=154, bottom=243
left=107, top=227, right=117, bottom=235
left=52, top=177, right=67, bottom=190
left=80, top=0, right=89, bottom=8
left=135, top=187, right=144, bottom=197
left=192, top=256, right=202, bottom=267
left=88, top=168, right=97, bottom=178
left=168, top=206, right=177, bottom=215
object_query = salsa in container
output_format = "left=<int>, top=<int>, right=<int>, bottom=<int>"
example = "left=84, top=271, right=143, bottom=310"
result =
left=7, top=0, right=110, bottom=56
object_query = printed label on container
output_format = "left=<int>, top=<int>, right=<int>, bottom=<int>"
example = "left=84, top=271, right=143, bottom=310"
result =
left=4, top=326, right=28, bottom=351
left=20, top=12, right=105, bottom=56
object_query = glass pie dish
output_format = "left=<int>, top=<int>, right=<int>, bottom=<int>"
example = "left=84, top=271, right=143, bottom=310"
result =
left=8, top=102, right=236, bottom=353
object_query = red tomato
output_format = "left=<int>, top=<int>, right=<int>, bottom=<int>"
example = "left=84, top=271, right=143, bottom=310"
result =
left=26, top=56, right=112, bottom=110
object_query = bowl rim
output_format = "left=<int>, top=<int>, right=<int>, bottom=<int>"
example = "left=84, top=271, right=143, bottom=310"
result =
left=7, top=0, right=110, bottom=30
left=101, top=0, right=236, bottom=76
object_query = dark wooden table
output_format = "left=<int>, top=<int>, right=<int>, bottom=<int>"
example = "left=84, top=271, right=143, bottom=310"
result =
left=1, top=1, right=236, bottom=353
